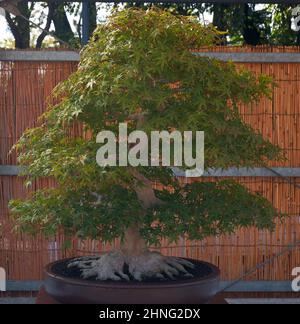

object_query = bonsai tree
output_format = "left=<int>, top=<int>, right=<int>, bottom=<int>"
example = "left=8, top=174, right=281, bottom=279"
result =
left=10, top=8, right=283, bottom=281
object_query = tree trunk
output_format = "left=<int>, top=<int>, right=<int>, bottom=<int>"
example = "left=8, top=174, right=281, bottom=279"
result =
left=89, top=2, right=97, bottom=38
left=52, top=1, right=75, bottom=45
left=242, top=4, right=261, bottom=46
left=120, top=168, right=163, bottom=256
left=36, top=3, right=55, bottom=48
left=121, top=226, right=147, bottom=256
left=212, top=4, right=228, bottom=45
left=5, top=1, right=30, bottom=49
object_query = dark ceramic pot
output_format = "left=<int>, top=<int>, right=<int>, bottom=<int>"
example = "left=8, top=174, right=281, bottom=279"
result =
left=44, top=258, right=220, bottom=304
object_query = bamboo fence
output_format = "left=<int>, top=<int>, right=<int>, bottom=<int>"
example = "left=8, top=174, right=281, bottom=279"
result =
left=0, top=46, right=300, bottom=281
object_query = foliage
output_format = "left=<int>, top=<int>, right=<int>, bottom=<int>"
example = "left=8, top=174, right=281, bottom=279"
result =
left=9, top=8, right=284, bottom=246
left=143, top=180, right=282, bottom=245
left=209, top=4, right=300, bottom=46
left=270, top=5, right=300, bottom=45
left=125, top=3, right=300, bottom=46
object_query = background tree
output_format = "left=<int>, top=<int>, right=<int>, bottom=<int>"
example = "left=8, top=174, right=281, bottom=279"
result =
left=10, top=8, right=284, bottom=281
left=207, top=3, right=272, bottom=45
left=207, top=3, right=300, bottom=45
left=125, top=3, right=300, bottom=45
left=270, top=4, right=300, bottom=45
left=3, top=0, right=97, bottom=48
left=5, top=0, right=32, bottom=48
left=2, top=2, right=300, bottom=48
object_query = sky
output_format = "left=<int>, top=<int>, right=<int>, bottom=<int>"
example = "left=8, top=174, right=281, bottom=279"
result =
left=0, top=14, right=9, bottom=44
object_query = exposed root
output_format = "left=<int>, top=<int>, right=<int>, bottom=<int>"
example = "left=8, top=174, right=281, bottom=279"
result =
left=68, top=250, right=194, bottom=282
left=127, top=251, right=194, bottom=281
left=68, top=251, right=129, bottom=281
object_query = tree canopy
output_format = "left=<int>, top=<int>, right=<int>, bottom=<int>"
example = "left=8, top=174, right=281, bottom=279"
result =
left=9, top=8, right=284, bottom=246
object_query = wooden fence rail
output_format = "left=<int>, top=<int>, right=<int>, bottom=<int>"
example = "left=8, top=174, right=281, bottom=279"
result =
left=1, top=47, right=300, bottom=285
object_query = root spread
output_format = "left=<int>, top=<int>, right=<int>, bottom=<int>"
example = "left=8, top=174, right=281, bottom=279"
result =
left=67, top=251, right=194, bottom=281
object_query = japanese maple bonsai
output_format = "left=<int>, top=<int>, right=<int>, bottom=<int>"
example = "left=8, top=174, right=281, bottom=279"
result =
left=10, top=8, right=282, bottom=303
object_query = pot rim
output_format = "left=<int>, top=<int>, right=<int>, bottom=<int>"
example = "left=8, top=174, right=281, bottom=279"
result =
left=45, top=257, right=220, bottom=290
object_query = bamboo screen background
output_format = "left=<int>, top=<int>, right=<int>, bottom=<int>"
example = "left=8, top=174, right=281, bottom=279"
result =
left=0, top=46, right=300, bottom=281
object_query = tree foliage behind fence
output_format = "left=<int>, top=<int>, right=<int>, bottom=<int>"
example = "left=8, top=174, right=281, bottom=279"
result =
left=1, top=47, right=300, bottom=281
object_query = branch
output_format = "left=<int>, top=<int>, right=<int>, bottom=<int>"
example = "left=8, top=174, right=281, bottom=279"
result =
left=129, top=168, right=164, bottom=209
left=76, top=12, right=82, bottom=44
left=5, top=11, right=22, bottom=47
left=0, top=0, right=22, bottom=16
left=36, top=4, right=55, bottom=48
left=127, top=112, right=147, bottom=123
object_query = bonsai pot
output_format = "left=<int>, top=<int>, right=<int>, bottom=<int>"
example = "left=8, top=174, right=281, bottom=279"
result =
left=44, top=257, right=220, bottom=304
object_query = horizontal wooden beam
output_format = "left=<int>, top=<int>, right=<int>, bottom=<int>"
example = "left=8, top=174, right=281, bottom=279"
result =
left=5, top=280, right=295, bottom=292
left=173, top=167, right=300, bottom=177
left=0, top=50, right=80, bottom=62
left=194, top=52, right=300, bottom=63
left=220, top=281, right=294, bottom=292
left=2, top=50, right=300, bottom=63
left=2, top=165, right=300, bottom=177
left=0, top=166, right=22, bottom=176
left=7, top=280, right=42, bottom=292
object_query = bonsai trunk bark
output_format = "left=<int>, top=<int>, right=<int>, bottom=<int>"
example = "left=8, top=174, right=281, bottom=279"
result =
left=121, top=226, right=147, bottom=256
left=119, top=168, right=163, bottom=256
left=130, top=168, right=164, bottom=208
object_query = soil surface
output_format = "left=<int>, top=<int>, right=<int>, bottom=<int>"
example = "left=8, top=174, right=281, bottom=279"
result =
left=51, top=257, right=213, bottom=284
